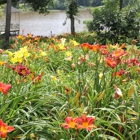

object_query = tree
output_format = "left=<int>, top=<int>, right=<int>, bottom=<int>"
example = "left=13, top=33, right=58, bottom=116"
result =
left=77, top=0, right=90, bottom=6
left=64, top=0, right=78, bottom=35
left=120, top=0, right=123, bottom=10
left=85, top=0, right=140, bottom=44
left=92, top=0, right=102, bottom=6
left=5, top=0, right=11, bottom=47
left=0, top=0, right=52, bottom=49
left=26, top=0, right=53, bottom=13
left=0, top=0, right=19, bottom=49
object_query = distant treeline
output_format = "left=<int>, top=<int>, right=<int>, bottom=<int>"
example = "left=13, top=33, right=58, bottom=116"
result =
left=18, top=0, right=134, bottom=10
left=18, top=0, right=103, bottom=10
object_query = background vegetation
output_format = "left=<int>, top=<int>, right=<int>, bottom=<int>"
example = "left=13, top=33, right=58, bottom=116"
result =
left=85, top=0, right=140, bottom=45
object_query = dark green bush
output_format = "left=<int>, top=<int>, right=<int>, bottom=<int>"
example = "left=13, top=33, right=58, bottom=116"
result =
left=85, top=0, right=140, bottom=45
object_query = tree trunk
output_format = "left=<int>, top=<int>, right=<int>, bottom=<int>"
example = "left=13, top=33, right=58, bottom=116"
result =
left=70, top=16, right=75, bottom=35
left=4, top=0, right=11, bottom=48
left=119, top=0, right=123, bottom=10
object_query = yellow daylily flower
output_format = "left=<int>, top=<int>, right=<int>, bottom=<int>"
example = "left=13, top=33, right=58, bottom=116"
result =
left=65, top=51, right=72, bottom=57
left=39, top=50, right=47, bottom=56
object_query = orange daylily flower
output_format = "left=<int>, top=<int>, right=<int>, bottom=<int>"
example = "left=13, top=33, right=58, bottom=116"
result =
left=0, top=119, right=14, bottom=138
left=61, top=117, right=77, bottom=129
left=120, top=43, right=126, bottom=49
left=75, top=114, right=97, bottom=131
left=90, top=44, right=100, bottom=52
left=27, top=33, right=34, bottom=38
left=0, top=61, right=6, bottom=66
left=111, top=49, right=126, bottom=58
left=81, top=43, right=91, bottom=51
left=61, top=114, right=97, bottom=131
left=0, top=82, right=12, bottom=95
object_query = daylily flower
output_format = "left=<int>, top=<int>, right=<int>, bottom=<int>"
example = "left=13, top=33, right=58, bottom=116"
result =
left=16, top=35, right=25, bottom=40
left=58, top=44, right=66, bottom=50
left=0, top=119, right=14, bottom=138
left=105, top=57, right=118, bottom=69
left=0, top=82, right=12, bottom=95
left=71, top=63, right=76, bottom=69
left=113, top=84, right=123, bottom=99
left=64, top=86, right=71, bottom=94
left=127, top=58, right=140, bottom=66
left=75, top=114, right=97, bottom=131
left=111, top=49, right=126, bottom=58
left=90, top=44, right=100, bottom=52
left=39, top=50, right=47, bottom=56
left=6, top=46, right=30, bottom=63
left=65, top=51, right=72, bottom=57
left=60, top=38, right=66, bottom=45
left=99, top=45, right=109, bottom=55
left=81, top=43, right=91, bottom=51
left=0, top=61, right=6, bottom=66
left=0, top=49, right=3, bottom=54
left=99, top=73, right=103, bottom=79
left=61, top=117, right=77, bottom=129
left=10, top=64, right=30, bottom=76
left=31, top=72, right=44, bottom=84
left=112, top=68, right=125, bottom=78
left=70, top=39, right=79, bottom=47
left=27, top=33, right=33, bottom=38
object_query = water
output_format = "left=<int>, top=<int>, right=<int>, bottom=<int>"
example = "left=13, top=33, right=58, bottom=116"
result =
left=0, top=10, right=92, bottom=36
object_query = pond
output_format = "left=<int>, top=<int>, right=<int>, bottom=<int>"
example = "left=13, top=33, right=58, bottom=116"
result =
left=0, top=10, right=92, bottom=37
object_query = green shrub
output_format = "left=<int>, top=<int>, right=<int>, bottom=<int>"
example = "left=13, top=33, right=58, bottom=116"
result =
left=85, top=0, right=140, bottom=45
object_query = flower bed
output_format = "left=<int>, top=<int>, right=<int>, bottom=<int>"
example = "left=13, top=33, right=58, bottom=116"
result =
left=0, top=33, right=140, bottom=139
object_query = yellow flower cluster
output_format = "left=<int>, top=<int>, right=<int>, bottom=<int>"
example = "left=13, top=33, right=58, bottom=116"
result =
left=6, top=46, right=30, bottom=63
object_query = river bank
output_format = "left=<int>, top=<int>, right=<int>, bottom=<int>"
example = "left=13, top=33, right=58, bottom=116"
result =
left=0, top=9, right=92, bottom=36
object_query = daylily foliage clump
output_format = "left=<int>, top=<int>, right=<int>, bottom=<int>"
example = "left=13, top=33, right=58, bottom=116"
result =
left=0, top=33, right=140, bottom=139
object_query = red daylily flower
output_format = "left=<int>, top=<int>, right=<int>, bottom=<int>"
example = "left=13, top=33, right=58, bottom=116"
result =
left=99, top=45, right=109, bottom=55
left=127, top=58, right=140, bottom=66
left=75, top=114, right=97, bottom=131
left=0, top=119, right=14, bottom=138
left=0, top=82, right=12, bottom=95
left=9, top=64, right=30, bottom=76
left=105, top=57, right=118, bottom=69
left=64, top=86, right=71, bottom=94
left=61, top=117, right=77, bottom=129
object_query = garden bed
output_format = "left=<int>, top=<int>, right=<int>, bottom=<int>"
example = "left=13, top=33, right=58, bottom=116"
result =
left=0, top=33, right=140, bottom=139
